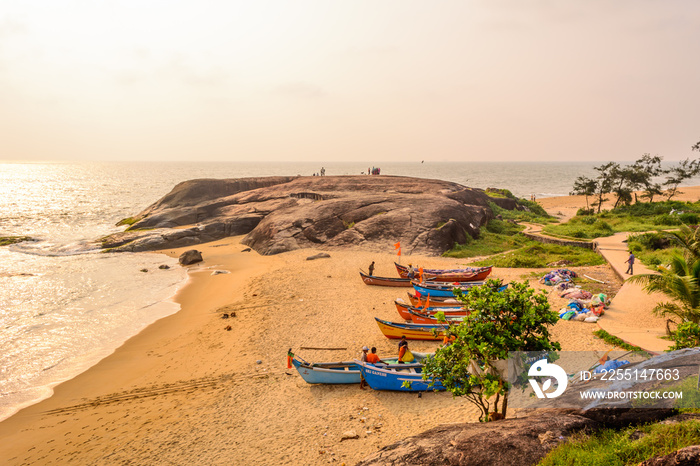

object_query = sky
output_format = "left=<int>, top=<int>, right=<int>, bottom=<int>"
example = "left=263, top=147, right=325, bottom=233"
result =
left=1, top=1, right=699, bottom=163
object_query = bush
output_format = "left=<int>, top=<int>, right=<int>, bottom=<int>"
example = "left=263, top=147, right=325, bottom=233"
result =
left=670, top=322, right=700, bottom=350
left=485, top=188, right=516, bottom=199
left=679, top=213, right=699, bottom=224
left=485, top=219, right=521, bottom=235
left=570, top=230, right=589, bottom=239
left=580, top=216, right=596, bottom=225
left=653, top=214, right=682, bottom=226
left=594, top=220, right=613, bottom=231
left=628, top=232, right=670, bottom=251
left=576, top=208, right=594, bottom=216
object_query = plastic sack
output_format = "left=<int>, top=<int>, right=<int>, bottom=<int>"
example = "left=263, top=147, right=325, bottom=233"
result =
left=584, top=316, right=599, bottom=323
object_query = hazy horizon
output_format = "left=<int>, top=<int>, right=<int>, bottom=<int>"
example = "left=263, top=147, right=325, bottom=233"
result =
left=2, top=1, right=699, bottom=163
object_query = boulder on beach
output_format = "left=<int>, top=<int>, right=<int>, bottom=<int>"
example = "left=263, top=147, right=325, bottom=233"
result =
left=101, top=175, right=507, bottom=255
left=179, top=249, right=203, bottom=265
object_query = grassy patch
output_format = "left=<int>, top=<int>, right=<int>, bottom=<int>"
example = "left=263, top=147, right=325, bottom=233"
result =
left=0, top=236, right=32, bottom=246
left=468, top=242, right=606, bottom=268
left=539, top=420, right=700, bottom=466
left=443, top=230, right=530, bottom=259
left=490, top=201, right=556, bottom=225
left=593, top=329, right=645, bottom=352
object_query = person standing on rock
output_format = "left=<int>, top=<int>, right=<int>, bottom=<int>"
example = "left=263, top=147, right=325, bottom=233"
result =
left=368, top=261, right=375, bottom=276
left=625, top=252, right=635, bottom=275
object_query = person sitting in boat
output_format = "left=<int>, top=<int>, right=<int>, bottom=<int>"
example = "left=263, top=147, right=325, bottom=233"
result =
left=368, top=261, right=375, bottom=276
left=366, top=347, right=384, bottom=365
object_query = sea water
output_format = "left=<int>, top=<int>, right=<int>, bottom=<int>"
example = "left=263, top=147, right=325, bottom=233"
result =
left=0, top=160, right=695, bottom=421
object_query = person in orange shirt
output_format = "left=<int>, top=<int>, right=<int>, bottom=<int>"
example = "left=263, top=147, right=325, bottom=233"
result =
left=366, top=347, right=384, bottom=365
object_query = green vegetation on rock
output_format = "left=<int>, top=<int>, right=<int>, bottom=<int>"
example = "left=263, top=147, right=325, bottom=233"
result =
left=0, top=236, right=31, bottom=246
left=116, top=217, right=139, bottom=227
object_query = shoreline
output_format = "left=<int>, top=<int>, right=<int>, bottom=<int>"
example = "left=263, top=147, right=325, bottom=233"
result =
left=2, top=187, right=699, bottom=464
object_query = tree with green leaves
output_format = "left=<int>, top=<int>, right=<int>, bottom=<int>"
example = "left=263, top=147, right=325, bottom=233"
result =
left=664, top=158, right=700, bottom=200
left=592, top=162, right=618, bottom=213
left=633, top=154, right=665, bottom=202
left=570, top=176, right=597, bottom=211
left=421, top=280, right=561, bottom=422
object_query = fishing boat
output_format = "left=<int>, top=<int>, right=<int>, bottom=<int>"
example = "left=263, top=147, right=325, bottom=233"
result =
left=407, top=292, right=462, bottom=308
left=359, top=271, right=412, bottom=287
left=408, top=308, right=466, bottom=325
left=394, top=299, right=466, bottom=320
left=290, top=352, right=429, bottom=384
left=395, top=263, right=492, bottom=281
left=412, top=280, right=487, bottom=298
left=375, top=317, right=447, bottom=340
left=355, top=360, right=446, bottom=392
left=290, top=357, right=365, bottom=384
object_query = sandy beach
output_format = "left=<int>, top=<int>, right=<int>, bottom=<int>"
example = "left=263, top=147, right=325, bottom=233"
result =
left=2, top=188, right=696, bottom=465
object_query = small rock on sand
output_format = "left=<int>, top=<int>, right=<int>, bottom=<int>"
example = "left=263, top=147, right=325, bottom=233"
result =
left=340, top=430, right=359, bottom=441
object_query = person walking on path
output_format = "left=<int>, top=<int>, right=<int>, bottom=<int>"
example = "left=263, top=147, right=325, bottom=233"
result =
left=625, top=251, right=635, bottom=275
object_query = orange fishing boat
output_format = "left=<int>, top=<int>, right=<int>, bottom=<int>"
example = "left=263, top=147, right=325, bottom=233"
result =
left=374, top=318, right=446, bottom=340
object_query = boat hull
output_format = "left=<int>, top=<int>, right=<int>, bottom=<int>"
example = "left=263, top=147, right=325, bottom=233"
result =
left=356, top=360, right=446, bottom=392
left=395, top=263, right=492, bottom=281
left=292, top=358, right=362, bottom=384
left=407, top=292, right=461, bottom=308
left=359, top=271, right=412, bottom=287
left=412, top=281, right=484, bottom=298
left=375, top=317, right=446, bottom=340
left=408, top=309, right=465, bottom=324
left=394, top=300, right=465, bottom=320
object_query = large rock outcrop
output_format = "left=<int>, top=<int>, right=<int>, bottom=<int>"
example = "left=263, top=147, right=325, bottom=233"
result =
left=102, top=175, right=499, bottom=255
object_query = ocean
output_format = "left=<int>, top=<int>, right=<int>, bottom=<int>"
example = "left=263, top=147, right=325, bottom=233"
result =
left=0, top=160, right=693, bottom=421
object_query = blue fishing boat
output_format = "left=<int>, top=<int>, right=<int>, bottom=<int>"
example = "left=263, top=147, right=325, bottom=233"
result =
left=291, top=356, right=364, bottom=384
left=412, top=281, right=507, bottom=298
left=355, top=360, right=446, bottom=392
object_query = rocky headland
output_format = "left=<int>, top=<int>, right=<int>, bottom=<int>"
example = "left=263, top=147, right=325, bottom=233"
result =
left=102, top=175, right=519, bottom=255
